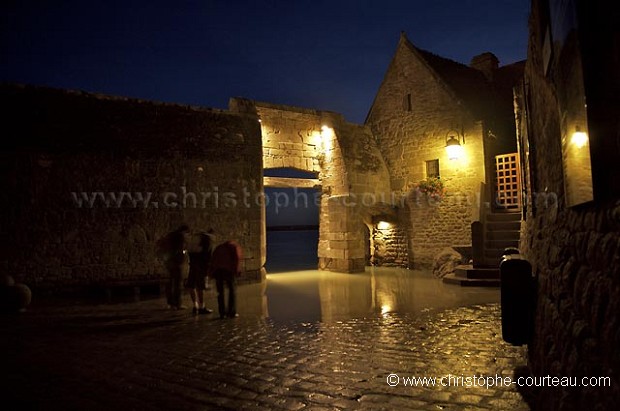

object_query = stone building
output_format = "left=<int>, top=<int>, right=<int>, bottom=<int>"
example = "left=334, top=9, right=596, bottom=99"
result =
left=366, top=32, right=524, bottom=270
left=515, top=0, right=620, bottom=408
left=1, top=34, right=524, bottom=292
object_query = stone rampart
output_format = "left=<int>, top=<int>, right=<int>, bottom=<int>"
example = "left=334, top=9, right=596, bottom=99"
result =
left=1, top=84, right=263, bottom=289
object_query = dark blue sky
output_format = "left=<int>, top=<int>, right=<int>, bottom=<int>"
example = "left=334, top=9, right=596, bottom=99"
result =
left=2, top=0, right=529, bottom=124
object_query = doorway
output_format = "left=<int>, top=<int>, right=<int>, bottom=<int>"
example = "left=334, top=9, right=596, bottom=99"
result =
left=494, top=153, right=522, bottom=210
left=264, top=167, right=320, bottom=273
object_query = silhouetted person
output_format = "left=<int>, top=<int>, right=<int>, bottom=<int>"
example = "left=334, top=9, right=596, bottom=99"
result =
left=186, top=229, right=215, bottom=315
left=209, top=240, right=243, bottom=319
left=158, top=224, right=190, bottom=309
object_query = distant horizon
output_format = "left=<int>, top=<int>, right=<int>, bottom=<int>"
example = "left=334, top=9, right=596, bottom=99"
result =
left=266, top=224, right=319, bottom=231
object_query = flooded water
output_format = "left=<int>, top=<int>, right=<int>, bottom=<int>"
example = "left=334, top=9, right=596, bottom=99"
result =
left=235, top=267, right=500, bottom=324
left=265, top=229, right=319, bottom=272
left=29, top=230, right=500, bottom=325
left=258, top=229, right=499, bottom=323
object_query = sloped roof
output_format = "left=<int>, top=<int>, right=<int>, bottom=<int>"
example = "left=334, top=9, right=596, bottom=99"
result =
left=494, top=60, right=526, bottom=90
left=402, top=37, right=494, bottom=118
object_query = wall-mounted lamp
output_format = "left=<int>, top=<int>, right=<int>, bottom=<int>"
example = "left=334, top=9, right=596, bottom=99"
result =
left=321, top=125, right=334, bottom=138
left=445, top=130, right=465, bottom=160
left=377, top=221, right=391, bottom=230
left=321, top=125, right=335, bottom=155
left=571, top=126, right=588, bottom=148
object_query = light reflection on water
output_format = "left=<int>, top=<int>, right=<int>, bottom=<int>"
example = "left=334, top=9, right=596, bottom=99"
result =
left=26, top=226, right=499, bottom=326
left=256, top=230, right=499, bottom=323
left=236, top=267, right=499, bottom=324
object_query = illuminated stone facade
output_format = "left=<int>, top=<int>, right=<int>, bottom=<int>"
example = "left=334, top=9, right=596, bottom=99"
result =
left=516, top=0, right=620, bottom=408
left=1, top=34, right=523, bottom=290
left=230, top=99, right=392, bottom=273
left=366, top=33, right=522, bottom=268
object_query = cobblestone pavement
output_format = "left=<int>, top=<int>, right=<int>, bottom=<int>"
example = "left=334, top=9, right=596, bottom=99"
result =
left=3, top=270, right=530, bottom=410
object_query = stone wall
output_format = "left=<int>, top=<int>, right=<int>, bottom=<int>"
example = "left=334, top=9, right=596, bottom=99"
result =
left=372, top=223, right=408, bottom=267
left=234, top=99, right=391, bottom=272
left=366, top=35, right=486, bottom=268
left=0, top=84, right=263, bottom=289
left=325, top=121, right=393, bottom=272
left=406, top=186, right=480, bottom=268
left=519, top=1, right=620, bottom=408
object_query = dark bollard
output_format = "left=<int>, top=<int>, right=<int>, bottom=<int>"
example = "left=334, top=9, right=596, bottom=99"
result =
left=0, top=282, right=32, bottom=313
left=500, top=250, right=534, bottom=346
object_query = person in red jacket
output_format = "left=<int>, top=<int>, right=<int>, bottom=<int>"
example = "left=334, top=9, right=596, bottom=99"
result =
left=208, top=240, right=243, bottom=319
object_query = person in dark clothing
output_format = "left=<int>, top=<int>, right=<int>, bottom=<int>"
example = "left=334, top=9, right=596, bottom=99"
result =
left=186, top=230, right=215, bottom=315
left=208, top=240, right=243, bottom=319
left=158, top=224, right=190, bottom=310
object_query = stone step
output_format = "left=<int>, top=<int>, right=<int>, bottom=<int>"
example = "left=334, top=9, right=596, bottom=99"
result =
left=482, top=252, right=510, bottom=268
left=485, top=212, right=521, bottom=222
left=454, top=265, right=500, bottom=279
left=486, top=230, right=520, bottom=241
left=481, top=258, right=502, bottom=268
left=485, top=239, right=519, bottom=250
left=493, top=205, right=521, bottom=213
left=486, top=221, right=521, bottom=231
left=485, top=248, right=508, bottom=259
left=442, top=274, right=500, bottom=287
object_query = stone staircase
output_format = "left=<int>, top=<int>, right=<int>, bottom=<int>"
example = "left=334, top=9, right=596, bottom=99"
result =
left=482, top=212, right=521, bottom=266
left=443, top=211, right=521, bottom=287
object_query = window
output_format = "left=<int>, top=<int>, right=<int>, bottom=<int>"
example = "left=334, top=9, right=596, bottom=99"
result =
left=426, top=159, right=440, bottom=178
left=403, top=93, right=412, bottom=112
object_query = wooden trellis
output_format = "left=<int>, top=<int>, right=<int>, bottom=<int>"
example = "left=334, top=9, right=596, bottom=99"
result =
left=495, top=153, right=521, bottom=209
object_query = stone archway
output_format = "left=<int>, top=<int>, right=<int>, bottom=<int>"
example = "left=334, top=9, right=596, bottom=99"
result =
left=263, top=167, right=320, bottom=272
left=256, top=102, right=346, bottom=272
left=230, top=98, right=393, bottom=273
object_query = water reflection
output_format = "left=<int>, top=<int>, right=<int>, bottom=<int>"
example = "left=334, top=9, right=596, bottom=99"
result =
left=253, top=267, right=499, bottom=323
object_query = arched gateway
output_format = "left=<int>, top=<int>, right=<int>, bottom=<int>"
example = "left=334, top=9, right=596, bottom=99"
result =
left=230, top=98, right=393, bottom=273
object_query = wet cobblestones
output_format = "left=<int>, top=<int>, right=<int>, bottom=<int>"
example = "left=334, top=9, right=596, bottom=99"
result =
left=3, top=296, right=529, bottom=410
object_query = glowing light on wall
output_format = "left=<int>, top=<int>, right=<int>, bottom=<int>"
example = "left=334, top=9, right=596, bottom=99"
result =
left=445, top=135, right=464, bottom=160
left=571, top=127, right=588, bottom=148
left=564, top=122, right=593, bottom=206
left=320, top=125, right=334, bottom=154
left=321, top=125, right=334, bottom=138
left=377, top=221, right=391, bottom=230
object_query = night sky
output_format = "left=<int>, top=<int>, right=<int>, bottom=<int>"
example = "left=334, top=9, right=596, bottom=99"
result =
left=2, top=0, right=530, bottom=226
left=2, top=0, right=529, bottom=124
